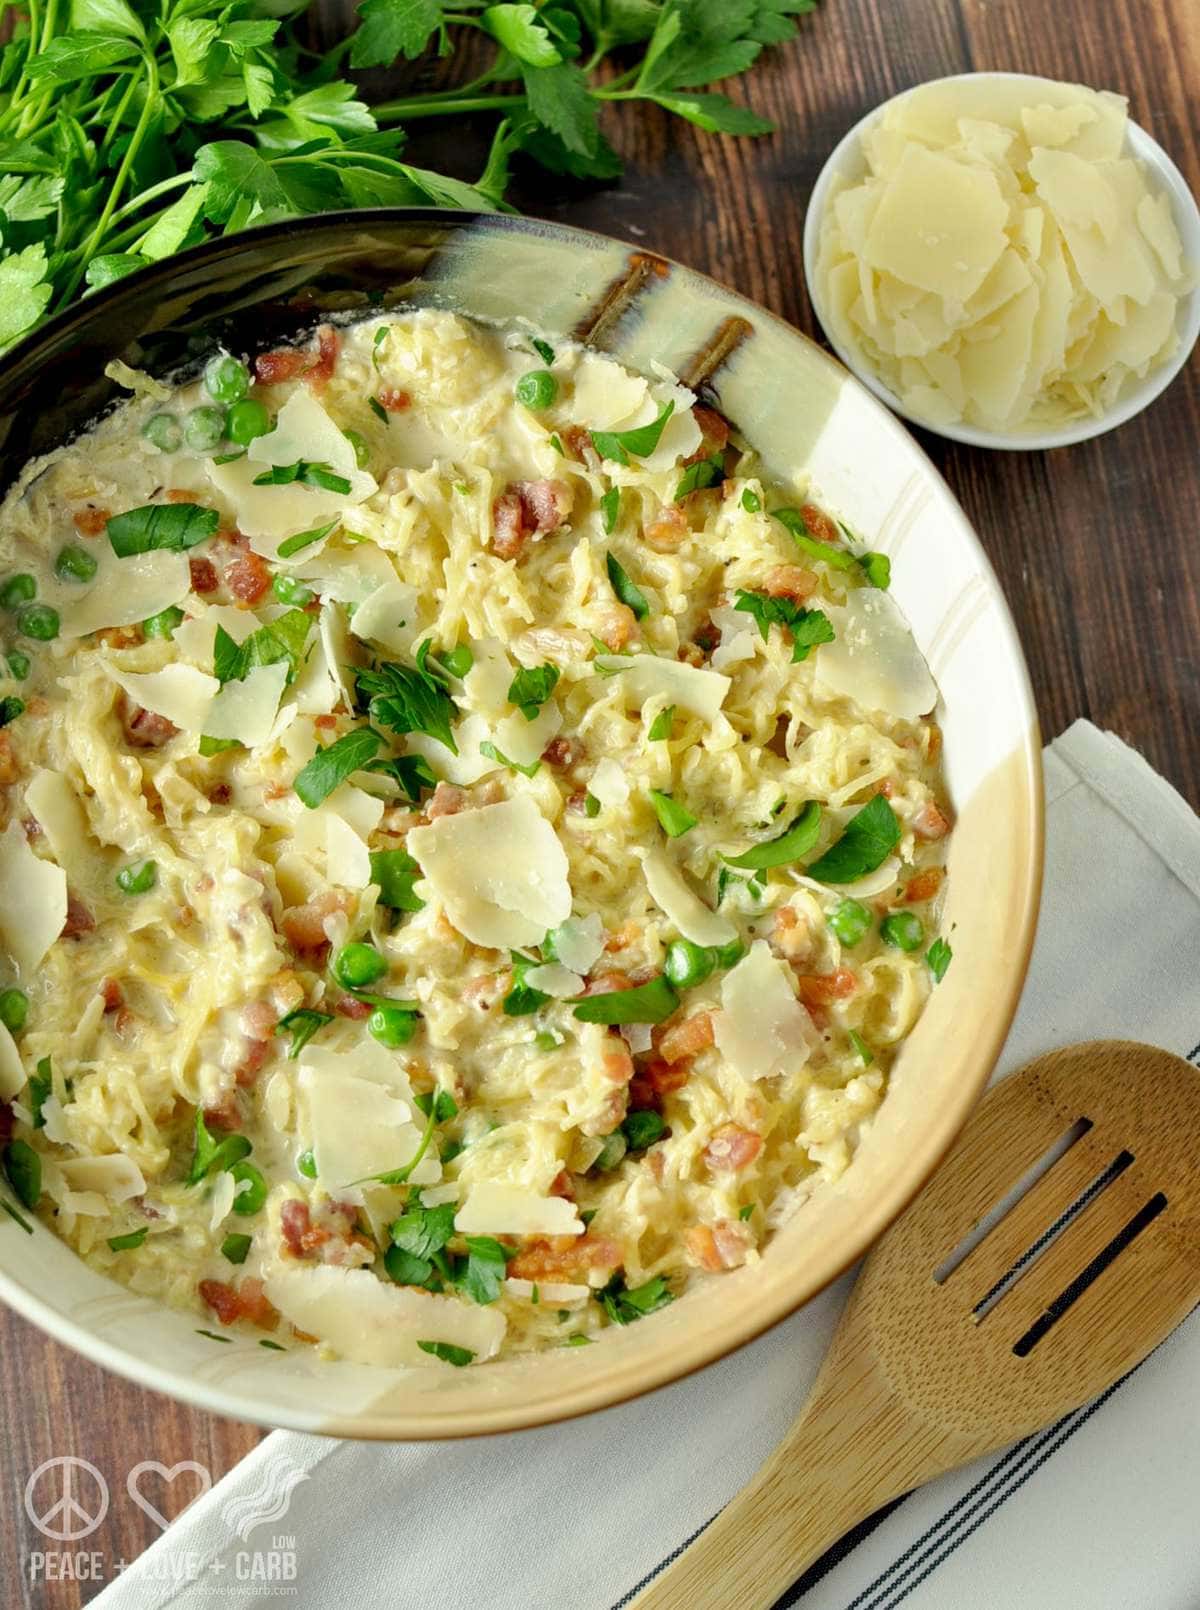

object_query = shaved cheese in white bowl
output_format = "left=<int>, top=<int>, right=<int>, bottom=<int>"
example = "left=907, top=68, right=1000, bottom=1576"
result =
left=805, top=72, right=1200, bottom=448
left=454, top=1182, right=582, bottom=1237
left=0, top=819, right=68, bottom=978
left=714, top=941, right=817, bottom=1083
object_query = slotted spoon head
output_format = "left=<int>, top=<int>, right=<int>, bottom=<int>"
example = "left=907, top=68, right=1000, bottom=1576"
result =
left=852, top=1039, right=1200, bottom=1450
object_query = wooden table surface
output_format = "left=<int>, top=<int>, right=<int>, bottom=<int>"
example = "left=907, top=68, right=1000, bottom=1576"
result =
left=3, top=2, right=1197, bottom=1605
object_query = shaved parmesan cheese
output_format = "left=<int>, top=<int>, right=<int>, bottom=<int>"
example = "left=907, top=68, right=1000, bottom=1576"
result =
left=348, top=581, right=420, bottom=655
left=264, top=1263, right=505, bottom=1367
left=550, top=913, right=605, bottom=975
left=324, top=813, right=371, bottom=888
left=407, top=713, right=497, bottom=786
left=570, top=353, right=649, bottom=429
left=795, top=855, right=902, bottom=902
left=299, top=1040, right=412, bottom=1095
left=596, top=654, right=731, bottom=724
left=817, top=76, right=1191, bottom=433
left=58, top=1154, right=146, bottom=1200
left=319, top=601, right=357, bottom=712
left=24, top=769, right=90, bottom=876
left=455, top=1182, right=582, bottom=1237
left=589, top=757, right=630, bottom=807
left=290, top=622, right=338, bottom=717
left=492, top=699, right=561, bottom=768
left=715, top=941, right=816, bottom=1082
left=299, top=1065, right=438, bottom=1199
left=505, top=1277, right=590, bottom=1304
left=0, top=820, right=67, bottom=978
left=462, top=638, right=514, bottom=717
left=710, top=606, right=758, bottom=673
left=107, top=663, right=217, bottom=734
left=815, top=589, right=937, bottom=720
left=209, top=1168, right=236, bottom=1231
left=203, top=661, right=288, bottom=746
left=407, top=795, right=572, bottom=949
left=292, top=784, right=383, bottom=882
left=523, top=962, right=584, bottom=997
left=642, top=848, right=736, bottom=948
left=173, top=604, right=257, bottom=668
left=0, top=1022, right=25, bottom=1101
left=59, top=550, right=191, bottom=638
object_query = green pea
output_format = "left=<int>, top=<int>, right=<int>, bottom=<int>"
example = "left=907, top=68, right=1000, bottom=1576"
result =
left=332, top=942, right=387, bottom=990
left=0, top=573, right=35, bottom=610
left=829, top=898, right=871, bottom=947
left=441, top=644, right=474, bottom=678
left=584, top=793, right=601, bottom=818
left=0, top=696, right=24, bottom=726
left=225, top=399, right=271, bottom=446
left=142, top=606, right=184, bottom=640
left=368, top=1004, right=417, bottom=1048
left=17, top=603, right=58, bottom=641
left=142, top=412, right=182, bottom=452
left=184, top=405, right=226, bottom=453
left=515, top=369, right=558, bottom=411
left=297, top=1149, right=317, bottom=1179
left=55, top=544, right=98, bottom=584
left=0, top=987, right=28, bottom=1033
left=881, top=910, right=924, bottom=952
left=664, top=938, right=717, bottom=990
left=203, top=354, right=250, bottom=407
left=713, top=937, right=747, bottom=970
left=592, top=1130, right=627, bottom=1171
left=230, top=1160, right=267, bottom=1216
left=116, top=858, right=157, bottom=895
left=343, top=429, right=370, bottom=470
left=6, top=652, right=30, bottom=680
left=272, top=573, right=313, bottom=608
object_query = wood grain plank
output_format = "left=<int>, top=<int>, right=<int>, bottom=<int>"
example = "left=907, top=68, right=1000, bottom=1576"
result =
left=2, top=3, right=1197, bottom=1604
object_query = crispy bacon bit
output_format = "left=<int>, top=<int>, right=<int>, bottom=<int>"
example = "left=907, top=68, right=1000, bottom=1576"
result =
left=0, top=731, right=16, bottom=788
left=61, top=893, right=95, bottom=939
left=254, top=346, right=310, bottom=385
left=793, top=967, right=857, bottom=1009
left=542, top=735, right=584, bottom=769
left=657, top=1011, right=714, bottom=1066
left=560, top=423, right=600, bottom=469
left=375, top=386, right=410, bottom=413
left=241, top=999, right=279, bottom=1042
left=594, top=604, right=637, bottom=651
left=763, top=564, right=818, bottom=602
left=279, top=890, right=351, bottom=955
left=313, top=714, right=338, bottom=733
left=703, top=1124, right=763, bottom=1173
left=903, top=867, right=944, bottom=904
left=281, top=1200, right=325, bottom=1258
left=189, top=556, right=219, bottom=594
left=601, top=1038, right=634, bottom=1084
left=98, top=624, right=144, bottom=650
left=506, top=1233, right=622, bottom=1282
left=689, top=404, right=731, bottom=458
left=199, top=1277, right=277, bottom=1329
left=643, top=505, right=689, bottom=551
left=72, top=506, right=110, bottom=536
left=629, top=1057, right=690, bottom=1111
left=332, top=992, right=372, bottom=1020
left=208, top=783, right=232, bottom=806
left=603, top=921, right=639, bottom=954
left=800, top=502, right=840, bottom=545
left=121, top=698, right=178, bottom=749
left=695, top=617, right=720, bottom=654
left=425, top=781, right=468, bottom=821
left=566, top=790, right=590, bottom=815
left=771, top=904, right=811, bottom=961
left=491, top=492, right=528, bottom=560
left=20, top=816, right=40, bottom=841
left=234, top=1036, right=271, bottom=1088
left=223, top=548, right=271, bottom=606
left=280, top=1198, right=358, bottom=1261
left=163, top=488, right=196, bottom=505
left=873, top=778, right=897, bottom=800
left=310, top=324, right=340, bottom=386
left=548, top=1168, right=575, bottom=1200
left=100, top=978, right=124, bottom=1014
left=581, top=970, right=634, bottom=997
left=204, top=1092, right=243, bottom=1132
left=914, top=801, right=952, bottom=840
left=462, top=973, right=508, bottom=1012
left=686, top=1219, right=750, bottom=1271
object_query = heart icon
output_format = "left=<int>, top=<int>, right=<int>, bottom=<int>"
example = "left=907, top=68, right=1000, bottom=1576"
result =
left=126, top=1461, right=213, bottom=1532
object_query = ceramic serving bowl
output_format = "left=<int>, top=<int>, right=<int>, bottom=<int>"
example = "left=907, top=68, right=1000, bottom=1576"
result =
left=802, top=72, right=1200, bottom=451
left=0, top=211, right=1043, bottom=1437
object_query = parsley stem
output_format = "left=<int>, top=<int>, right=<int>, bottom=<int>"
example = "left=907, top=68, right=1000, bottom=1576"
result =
left=57, top=52, right=160, bottom=306
left=372, top=92, right=525, bottom=121
left=99, top=71, right=139, bottom=159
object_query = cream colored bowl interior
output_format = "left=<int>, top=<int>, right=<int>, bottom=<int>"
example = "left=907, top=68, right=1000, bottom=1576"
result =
left=0, top=216, right=1043, bottom=1437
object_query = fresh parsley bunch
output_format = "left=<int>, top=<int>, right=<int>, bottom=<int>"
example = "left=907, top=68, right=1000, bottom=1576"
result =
left=0, top=0, right=815, bottom=351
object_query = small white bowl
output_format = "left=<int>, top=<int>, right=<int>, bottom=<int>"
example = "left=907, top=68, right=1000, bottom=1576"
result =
left=802, top=72, right=1200, bottom=451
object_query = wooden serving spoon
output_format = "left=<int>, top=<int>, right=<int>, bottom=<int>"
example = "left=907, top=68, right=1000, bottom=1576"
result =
left=632, top=1040, right=1200, bottom=1610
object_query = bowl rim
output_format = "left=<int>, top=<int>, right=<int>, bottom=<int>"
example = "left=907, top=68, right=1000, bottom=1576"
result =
left=0, top=207, right=1045, bottom=1437
left=801, top=70, right=1200, bottom=452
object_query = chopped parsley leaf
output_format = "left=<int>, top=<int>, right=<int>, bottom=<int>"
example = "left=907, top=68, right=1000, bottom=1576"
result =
left=480, top=740, right=540, bottom=778
left=366, top=752, right=437, bottom=804
left=648, top=704, right=675, bottom=742
left=605, top=551, right=649, bottom=620
left=358, top=659, right=459, bottom=753
left=733, top=589, right=834, bottom=663
left=741, top=488, right=761, bottom=513
left=369, top=848, right=425, bottom=912
left=598, top=1273, right=674, bottom=1325
left=107, top=1227, right=149, bottom=1251
left=507, top=663, right=560, bottom=722
left=417, top=1340, right=475, bottom=1366
left=213, top=608, right=311, bottom=685
left=276, top=518, right=338, bottom=559
left=574, top=974, right=678, bottom=1026
left=600, top=486, right=620, bottom=534
left=251, top=460, right=351, bottom=495
left=293, top=727, right=383, bottom=809
left=274, top=1008, right=333, bottom=1059
left=674, top=454, right=723, bottom=501
left=723, top=801, right=821, bottom=870
left=504, top=952, right=551, bottom=1016
left=738, top=1203, right=755, bottom=1221
left=106, top=503, right=219, bottom=557
left=649, top=789, right=697, bottom=838
left=531, top=338, right=555, bottom=365
left=926, top=937, right=953, bottom=982
left=848, top=1029, right=874, bottom=1065
left=806, top=795, right=901, bottom=884
left=590, top=400, right=674, bottom=466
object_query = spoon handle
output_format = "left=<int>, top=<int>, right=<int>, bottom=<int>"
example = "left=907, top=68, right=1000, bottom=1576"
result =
left=629, top=1315, right=977, bottom=1610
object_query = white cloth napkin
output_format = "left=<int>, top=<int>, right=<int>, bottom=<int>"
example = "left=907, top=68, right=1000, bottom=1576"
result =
left=93, top=719, right=1200, bottom=1610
